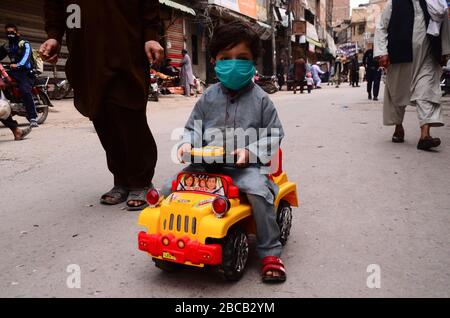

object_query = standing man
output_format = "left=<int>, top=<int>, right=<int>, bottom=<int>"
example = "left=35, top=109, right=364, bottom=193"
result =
left=334, top=56, right=343, bottom=88
left=293, top=57, right=306, bottom=94
left=375, top=0, right=450, bottom=150
left=40, top=0, right=164, bottom=210
left=0, top=24, right=39, bottom=127
left=349, top=55, right=359, bottom=87
left=180, top=49, right=194, bottom=97
left=276, top=58, right=286, bottom=90
left=363, top=43, right=382, bottom=101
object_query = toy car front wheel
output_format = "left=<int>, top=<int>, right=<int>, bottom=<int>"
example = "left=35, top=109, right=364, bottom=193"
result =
left=277, top=201, right=293, bottom=246
left=219, top=228, right=249, bottom=281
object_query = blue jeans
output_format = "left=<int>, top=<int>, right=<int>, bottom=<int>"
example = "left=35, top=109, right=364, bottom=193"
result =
left=10, top=69, right=37, bottom=121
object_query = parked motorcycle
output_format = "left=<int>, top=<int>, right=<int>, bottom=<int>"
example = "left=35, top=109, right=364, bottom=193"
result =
left=50, top=66, right=73, bottom=100
left=0, top=63, right=52, bottom=125
left=255, top=72, right=279, bottom=94
left=441, top=67, right=450, bottom=96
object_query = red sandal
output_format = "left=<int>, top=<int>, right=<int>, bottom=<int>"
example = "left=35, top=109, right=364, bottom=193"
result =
left=262, top=256, right=287, bottom=283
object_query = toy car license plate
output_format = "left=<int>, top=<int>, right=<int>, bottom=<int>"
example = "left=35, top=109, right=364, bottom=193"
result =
left=162, top=252, right=177, bottom=261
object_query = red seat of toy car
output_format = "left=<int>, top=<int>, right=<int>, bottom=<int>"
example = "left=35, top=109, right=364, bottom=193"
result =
left=269, top=148, right=283, bottom=178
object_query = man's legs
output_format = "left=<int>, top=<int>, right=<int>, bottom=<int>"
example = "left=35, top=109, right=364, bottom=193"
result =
left=1, top=116, right=31, bottom=140
left=184, top=81, right=191, bottom=97
left=11, top=70, right=38, bottom=124
left=93, top=102, right=158, bottom=201
left=383, top=85, right=407, bottom=143
left=366, top=69, right=374, bottom=99
left=415, top=99, right=444, bottom=150
left=315, top=77, right=322, bottom=88
left=372, top=70, right=382, bottom=100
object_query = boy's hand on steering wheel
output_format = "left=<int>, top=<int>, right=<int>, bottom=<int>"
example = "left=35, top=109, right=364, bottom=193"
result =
left=232, top=148, right=250, bottom=168
left=178, top=143, right=192, bottom=164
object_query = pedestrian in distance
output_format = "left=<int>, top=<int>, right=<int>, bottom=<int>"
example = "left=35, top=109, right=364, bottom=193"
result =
left=306, top=72, right=314, bottom=94
left=293, top=57, right=306, bottom=94
left=334, top=56, right=343, bottom=88
left=327, top=63, right=335, bottom=86
left=350, top=54, right=359, bottom=87
left=375, top=0, right=450, bottom=150
left=363, top=43, right=382, bottom=101
left=180, top=49, right=195, bottom=97
left=276, top=58, right=286, bottom=90
left=311, top=62, right=325, bottom=89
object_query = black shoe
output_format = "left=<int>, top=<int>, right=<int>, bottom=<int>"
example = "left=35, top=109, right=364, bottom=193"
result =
left=417, top=137, right=441, bottom=150
left=368, top=94, right=372, bottom=100
left=373, top=97, right=379, bottom=101
left=392, top=132, right=405, bottom=143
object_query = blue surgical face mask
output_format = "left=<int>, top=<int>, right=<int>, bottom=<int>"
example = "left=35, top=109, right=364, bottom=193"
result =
left=215, top=59, right=256, bottom=91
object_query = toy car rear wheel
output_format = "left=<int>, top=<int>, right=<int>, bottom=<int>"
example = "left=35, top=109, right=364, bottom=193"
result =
left=153, top=258, right=183, bottom=273
left=219, top=228, right=249, bottom=281
left=277, top=201, right=293, bottom=246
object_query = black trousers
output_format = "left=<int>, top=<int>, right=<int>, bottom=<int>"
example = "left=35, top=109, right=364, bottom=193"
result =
left=0, top=116, right=18, bottom=130
left=92, top=102, right=158, bottom=189
left=367, top=68, right=382, bottom=98
left=10, top=69, right=37, bottom=121
left=293, top=80, right=306, bottom=93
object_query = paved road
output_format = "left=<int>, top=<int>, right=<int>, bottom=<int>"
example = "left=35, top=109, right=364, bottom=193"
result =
left=1, top=84, right=449, bottom=298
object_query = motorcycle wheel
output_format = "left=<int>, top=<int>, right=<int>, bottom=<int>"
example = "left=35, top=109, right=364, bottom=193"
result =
left=36, top=91, right=51, bottom=125
left=265, top=85, right=278, bottom=94
left=52, top=80, right=72, bottom=100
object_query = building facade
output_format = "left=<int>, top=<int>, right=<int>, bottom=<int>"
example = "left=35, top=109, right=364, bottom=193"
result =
left=332, top=0, right=350, bottom=26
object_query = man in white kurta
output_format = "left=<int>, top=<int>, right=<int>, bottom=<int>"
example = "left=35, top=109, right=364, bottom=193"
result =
left=374, top=0, right=450, bottom=150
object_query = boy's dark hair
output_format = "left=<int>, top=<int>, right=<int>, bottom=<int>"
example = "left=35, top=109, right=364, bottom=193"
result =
left=209, top=21, right=261, bottom=61
left=4, top=23, right=18, bottom=31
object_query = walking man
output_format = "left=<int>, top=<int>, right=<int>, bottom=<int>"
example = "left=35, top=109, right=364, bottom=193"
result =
left=363, top=43, right=382, bottom=101
left=375, top=0, right=450, bottom=150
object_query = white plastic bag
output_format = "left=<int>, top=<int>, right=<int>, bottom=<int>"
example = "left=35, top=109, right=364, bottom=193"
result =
left=0, top=91, right=12, bottom=120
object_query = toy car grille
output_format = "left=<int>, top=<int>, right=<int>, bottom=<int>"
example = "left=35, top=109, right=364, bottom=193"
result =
left=163, top=214, right=197, bottom=235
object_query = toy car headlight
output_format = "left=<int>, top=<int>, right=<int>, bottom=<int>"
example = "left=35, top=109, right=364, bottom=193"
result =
left=212, top=196, right=231, bottom=218
left=146, top=189, right=163, bottom=207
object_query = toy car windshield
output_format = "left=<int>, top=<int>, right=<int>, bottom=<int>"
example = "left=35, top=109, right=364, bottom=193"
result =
left=176, top=173, right=226, bottom=196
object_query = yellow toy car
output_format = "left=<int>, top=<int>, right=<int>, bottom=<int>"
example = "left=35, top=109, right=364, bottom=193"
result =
left=138, top=147, right=299, bottom=281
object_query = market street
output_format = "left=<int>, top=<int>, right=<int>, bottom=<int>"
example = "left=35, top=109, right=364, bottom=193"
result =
left=1, top=84, right=449, bottom=297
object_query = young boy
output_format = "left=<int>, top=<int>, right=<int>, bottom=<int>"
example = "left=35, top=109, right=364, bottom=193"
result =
left=163, top=21, right=286, bottom=283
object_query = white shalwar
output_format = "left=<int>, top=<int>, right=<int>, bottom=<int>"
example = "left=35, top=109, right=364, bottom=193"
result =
left=374, top=0, right=450, bottom=127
